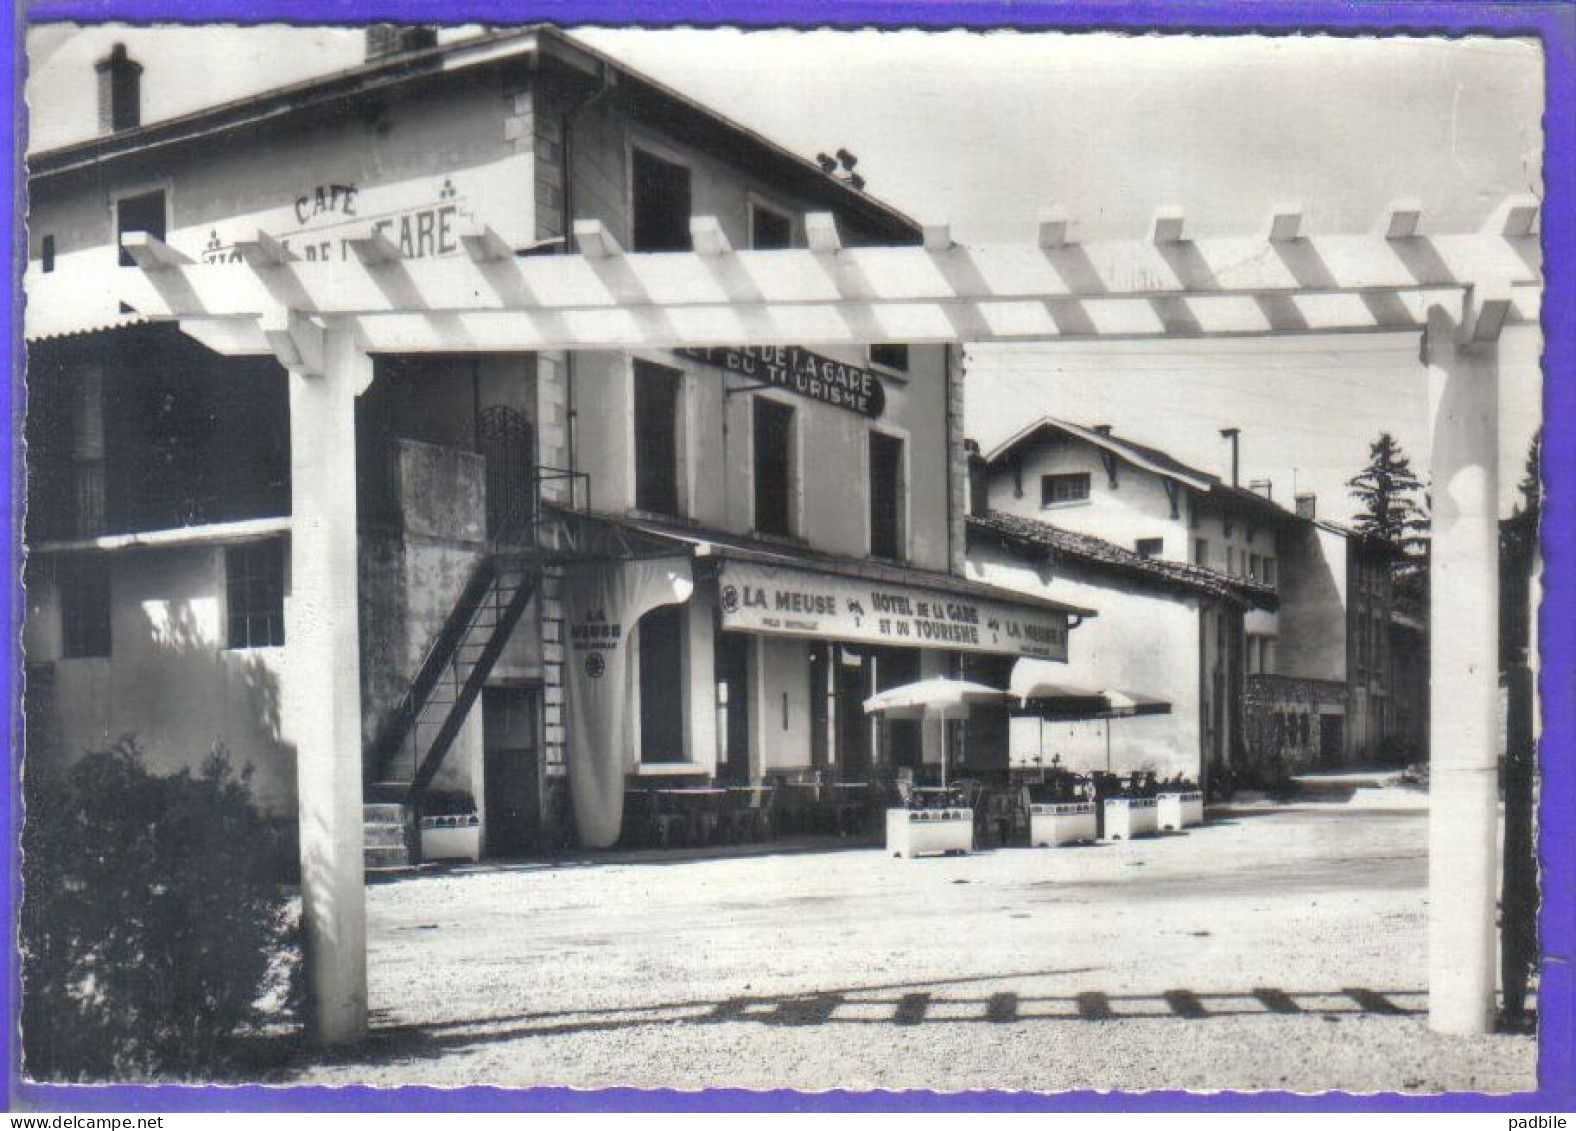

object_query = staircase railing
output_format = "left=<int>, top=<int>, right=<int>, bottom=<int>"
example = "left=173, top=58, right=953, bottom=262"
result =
left=362, top=465, right=591, bottom=804
left=363, top=556, right=505, bottom=791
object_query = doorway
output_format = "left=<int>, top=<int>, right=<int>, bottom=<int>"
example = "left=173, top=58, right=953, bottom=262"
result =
left=834, top=645, right=872, bottom=781
left=477, top=405, right=535, bottom=538
left=1319, top=713, right=1345, bottom=764
left=874, top=647, right=921, bottom=774
left=715, top=632, right=751, bottom=783
left=482, top=686, right=542, bottom=856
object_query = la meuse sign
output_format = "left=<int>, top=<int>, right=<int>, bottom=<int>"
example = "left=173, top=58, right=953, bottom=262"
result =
left=678, top=346, right=886, bottom=419
left=717, top=561, right=1069, bottom=661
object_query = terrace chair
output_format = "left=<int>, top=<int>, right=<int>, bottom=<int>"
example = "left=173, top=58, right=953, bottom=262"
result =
left=651, top=795, right=688, bottom=849
left=750, top=784, right=778, bottom=841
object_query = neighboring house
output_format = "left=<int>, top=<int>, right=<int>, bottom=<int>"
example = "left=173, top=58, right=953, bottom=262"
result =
left=1266, top=507, right=1408, bottom=764
left=24, top=27, right=1089, bottom=859
left=965, top=506, right=1274, bottom=787
left=974, top=417, right=1423, bottom=771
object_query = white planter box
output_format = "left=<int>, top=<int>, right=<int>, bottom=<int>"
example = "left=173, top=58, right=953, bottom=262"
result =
left=1029, top=802, right=1098, bottom=847
left=1157, top=791, right=1205, bottom=831
left=1103, top=797, right=1159, bottom=840
left=420, top=819, right=481, bottom=862
left=887, top=808, right=974, bottom=858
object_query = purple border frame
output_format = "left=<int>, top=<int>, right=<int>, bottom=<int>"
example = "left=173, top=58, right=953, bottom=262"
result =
left=6, top=0, right=1573, bottom=1113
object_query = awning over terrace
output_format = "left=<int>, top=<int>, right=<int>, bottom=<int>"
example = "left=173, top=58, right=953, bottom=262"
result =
left=566, top=510, right=1095, bottom=663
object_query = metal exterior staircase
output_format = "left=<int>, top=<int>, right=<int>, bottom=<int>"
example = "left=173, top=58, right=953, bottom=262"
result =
left=362, top=550, right=541, bottom=871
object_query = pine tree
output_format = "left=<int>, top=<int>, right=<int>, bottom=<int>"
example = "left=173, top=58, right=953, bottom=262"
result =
left=1347, top=432, right=1429, bottom=559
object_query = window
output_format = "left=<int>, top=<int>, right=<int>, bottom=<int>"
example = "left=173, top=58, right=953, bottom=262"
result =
left=631, top=148, right=691, bottom=252
left=750, top=203, right=792, bottom=250
left=869, top=431, right=905, bottom=560
left=60, top=557, right=111, bottom=658
left=117, top=189, right=166, bottom=267
left=753, top=398, right=795, bottom=537
left=1135, top=538, right=1164, bottom=560
left=1263, top=557, right=1277, bottom=588
left=633, top=362, right=682, bottom=516
left=40, top=234, right=55, bottom=273
left=638, top=604, right=686, bottom=763
left=1226, top=546, right=1236, bottom=575
left=1194, top=539, right=1209, bottom=568
left=227, top=540, right=285, bottom=648
left=1040, top=473, right=1091, bottom=507
left=869, top=344, right=909, bottom=373
left=1247, top=553, right=1260, bottom=582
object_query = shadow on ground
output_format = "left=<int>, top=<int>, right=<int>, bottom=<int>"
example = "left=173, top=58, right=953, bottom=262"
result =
left=248, top=977, right=1456, bottom=1078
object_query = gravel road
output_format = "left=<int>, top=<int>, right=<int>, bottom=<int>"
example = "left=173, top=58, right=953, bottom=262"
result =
left=289, top=781, right=1536, bottom=1095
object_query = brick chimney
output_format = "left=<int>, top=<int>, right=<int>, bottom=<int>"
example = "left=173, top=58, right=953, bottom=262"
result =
left=1219, top=427, right=1241, bottom=487
left=95, top=43, right=142, bottom=134
left=1249, top=478, right=1273, bottom=500
left=1295, top=492, right=1317, bottom=520
left=365, top=25, right=439, bottom=62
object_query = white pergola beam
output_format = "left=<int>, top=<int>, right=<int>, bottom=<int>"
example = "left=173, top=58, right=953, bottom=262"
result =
left=689, top=216, right=732, bottom=256
left=1152, top=207, right=1186, bottom=244
left=237, top=229, right=298, bottom=268
left=1269, top=205, right=1303, bottom=243
left=573, top=219, right=622, bottom=259
left=1466, top=284, right=1514, bottom=343
left=1386, top=199, right=1423, bottom=239
left=121, top=231, right=193, bottom=270
left=114, top=231, right=1540, bottom=326
left=261, top=308, right=327, bottom=375
left=348, top=231, right=402, bottom=267
left=262, top=285, right=1535, bottom=353
left=922, top=223, right=953, bottom=252
left=1037, top=208, right=1070, bottom=249
left=1491, top=194, right=1540, bottom=237
left=459, top=223, right=514, bottom=264
left=805, top=212, right=842, bottom=252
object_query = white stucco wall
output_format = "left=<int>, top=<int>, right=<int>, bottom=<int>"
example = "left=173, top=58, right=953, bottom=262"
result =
left=32, top=69, right=536, bottom=278
left=1276, top=523, right=1350, bottom=683
left=987, top=439, right=1186, bottom=559
left=966, top=544, right=1205, bottom=782
left=24, top=543, right=297, bottom=815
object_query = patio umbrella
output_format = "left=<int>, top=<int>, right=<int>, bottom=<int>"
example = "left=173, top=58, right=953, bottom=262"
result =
left=1009, top=661, right=1172, bottom=772
left=863, top=677, right=1007, bottom=791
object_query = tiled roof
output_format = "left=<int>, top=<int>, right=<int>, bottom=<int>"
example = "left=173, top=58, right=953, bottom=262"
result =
left=968, top=510, right=1280, bottom=610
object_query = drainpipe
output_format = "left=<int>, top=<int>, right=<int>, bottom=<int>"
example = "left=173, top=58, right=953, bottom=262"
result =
left=559, top=63, right=616, bottom=508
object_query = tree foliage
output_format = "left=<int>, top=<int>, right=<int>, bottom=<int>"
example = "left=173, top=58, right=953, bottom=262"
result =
left=20, top=738, right=299, bottom=1081
left=1347, top=432, right=1430, bottom=562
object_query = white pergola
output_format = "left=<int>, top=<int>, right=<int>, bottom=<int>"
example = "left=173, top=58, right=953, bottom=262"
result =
left=95, top=197, right=1540, bottom=1045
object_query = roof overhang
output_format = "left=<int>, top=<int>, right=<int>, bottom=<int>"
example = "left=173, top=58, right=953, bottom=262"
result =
left=982, top=417, right=1220, bottom=492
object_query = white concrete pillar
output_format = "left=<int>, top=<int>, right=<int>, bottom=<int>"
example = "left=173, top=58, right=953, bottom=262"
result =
left=286, top=329, right=372, bottom=1045
left=1423, top=301, right=1500, bottom=1035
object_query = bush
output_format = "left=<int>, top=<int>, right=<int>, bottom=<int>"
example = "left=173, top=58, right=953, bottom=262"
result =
left=20, top=737, right=299, bottom=1080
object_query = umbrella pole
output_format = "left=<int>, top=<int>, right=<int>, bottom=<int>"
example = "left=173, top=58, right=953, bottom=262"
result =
left=1106, top=718, right=1112, bottom=774
left=940, top=708, right=948, bottom=793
